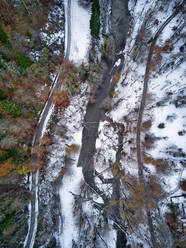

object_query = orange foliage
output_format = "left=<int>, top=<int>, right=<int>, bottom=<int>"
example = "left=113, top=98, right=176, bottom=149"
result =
left=112, top=72, right=121, bottom=84
left=144, top=155, right=159, bottom=166
left=0, top=159, right=15, bottom=177
left=65, top=144, right=80, bottom=155
left=111, top=90, right=118, bottom=98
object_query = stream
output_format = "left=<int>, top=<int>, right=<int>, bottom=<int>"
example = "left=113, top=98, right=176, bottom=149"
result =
left=24, top=0, right=129, bottom=247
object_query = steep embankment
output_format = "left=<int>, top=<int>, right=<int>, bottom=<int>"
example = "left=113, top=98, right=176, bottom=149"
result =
left=24, top=1, right=69, bottom=248
left=0, top=1, right=64, bottom=247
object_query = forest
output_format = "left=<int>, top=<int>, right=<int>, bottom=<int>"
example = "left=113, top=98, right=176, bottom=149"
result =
left=0, top=0, right=185, bottom=248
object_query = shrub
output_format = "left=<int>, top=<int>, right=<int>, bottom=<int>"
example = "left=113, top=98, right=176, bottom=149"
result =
left=0, top=101, right=22, bottom=117
left=0, top=147, right=19, bottom=163
left=66, top=74, right=79, bottom=95
left=112, top=72, right=121, bottom=84
left=0, top=136, right=17, bottom=149
left=0, top=147, right=29, bottom=172
left=52, top=89, right=70, bottom=108
left=101, top=37, right=112, bottom=53
left=0, top=212, right=15, bottom=234
left=0, top=89, right=7, bottom=100
left=65, top=144, right=80, bottom=155
left=0, top=158, right=15, bottom=177
left=0, top=27, right=12, bottom=49
left=39, top=135, right=53, bottom=146
left=0, top=26, right=8, bottom=44
left=90, top=0, right=100, bottom=37
left=3, top=223, right=17, bottom=236
left=180, top=180, right=186, bottom=191
left=142, top=120, right=152, bottom=130
left=17, top=165, right=32, bottom=175
left=15, top=52, right=33, bottom=69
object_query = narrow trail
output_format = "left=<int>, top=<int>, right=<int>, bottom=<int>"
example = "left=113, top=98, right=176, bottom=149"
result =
left=136, top=2, right=184, bottom=248
left=24, top=65, right=63, bottom=248
left=24, top=1, right=71, bottom=247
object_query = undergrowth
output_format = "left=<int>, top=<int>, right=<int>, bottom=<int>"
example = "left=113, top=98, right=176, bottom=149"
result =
left=15, top=52, right=33, bottom=70
left=0, top=101, right=22, bottom=117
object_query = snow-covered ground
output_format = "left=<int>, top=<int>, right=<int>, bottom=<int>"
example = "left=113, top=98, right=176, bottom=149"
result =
left=68, top=0, right=91, bottom=63
left=94, top=0, right=186, bottom=246
left=57, top=0, right=185, bottom=247
left=26, top=0, right=185, bottom=247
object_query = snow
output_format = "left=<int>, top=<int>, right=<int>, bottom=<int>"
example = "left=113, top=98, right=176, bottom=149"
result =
left=24, top=2, right=65, bottom=247
left=96, top=121, right=117, bottom=163
left=24, top=171, right=39, bottom=248
left=69, top=0, right=91, bottom=64
left=58, top=91, right=87, bottom=248
left=25, top=0, right=186, bottom=246
left=149, top=104, right=186, bottom=158
left=182, top=169, right=186, bottom=180
left=41, top=30, right=64, bottom=46
left=39, top=66, right=62, bottom=137
left=40, top=3, right=64, bottom=48
left=107, top=0, right=186, bottom=246
left=115, top=58, right=121, bottom=67
left=58, top=1, right=92, bottom=246
left=102, top=220, right=117, bottom=248
left=64, top=0, right=69, bottom=58
left=30, top=171, right=39, bottom=248
left=59, top=161, right=83, bottom=247
left=23, top=174, right=32, bottom=247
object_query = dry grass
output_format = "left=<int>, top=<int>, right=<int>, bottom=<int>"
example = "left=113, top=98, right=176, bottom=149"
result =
left=39, top=135, right=53, bottom=146
left=65, top=144, right=80, bottom=155
left=39, top=87, right=50, bottom=102
left=62, top=59, right=77, bottom=76
left=144, top=155, right=171, bottom=174
left=112, top=72, right=121, bottom=84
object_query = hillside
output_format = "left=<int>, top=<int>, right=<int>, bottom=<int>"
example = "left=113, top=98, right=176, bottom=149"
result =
left=0, top=0, right=185, bottom=247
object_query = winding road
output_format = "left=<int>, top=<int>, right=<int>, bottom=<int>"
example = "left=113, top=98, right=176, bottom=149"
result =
left=24, top=0, right=130, bottom=246
left=24, top=1, right=71, bottom=247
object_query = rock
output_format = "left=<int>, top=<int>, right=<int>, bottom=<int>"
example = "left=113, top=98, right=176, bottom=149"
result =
left=158, top=123, right=165, bottom=129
